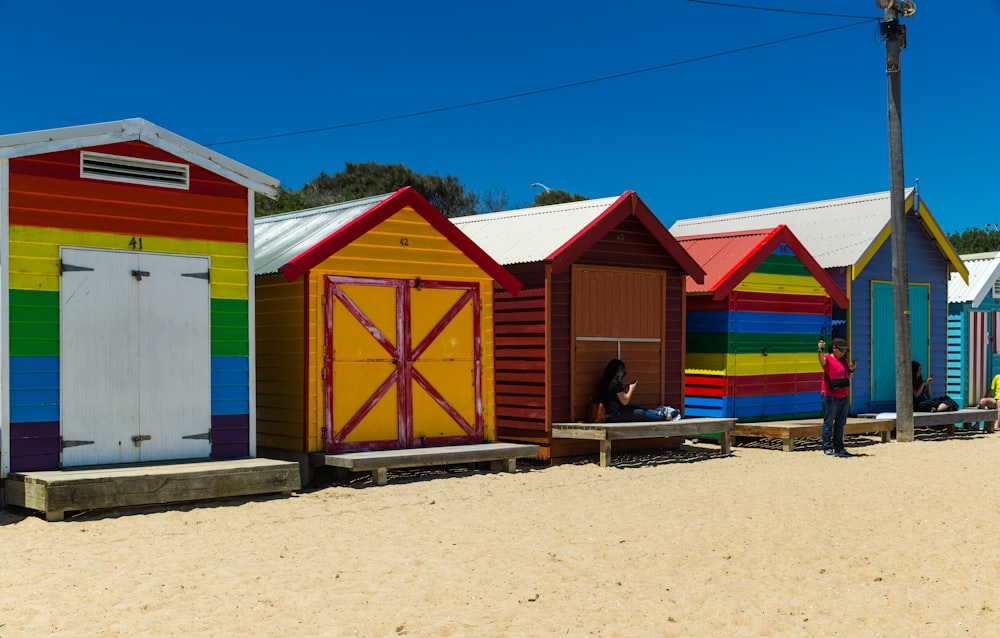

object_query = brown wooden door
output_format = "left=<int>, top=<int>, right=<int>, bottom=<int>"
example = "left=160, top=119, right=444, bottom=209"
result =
left=571, top=265, right=666, bottom=420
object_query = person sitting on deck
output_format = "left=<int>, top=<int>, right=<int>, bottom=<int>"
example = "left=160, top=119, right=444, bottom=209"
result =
left=976, top=373, right=1000, bottom=431
left=596, top=358, right=680, bottom=422
left=912, top=361, right=959, bottom=412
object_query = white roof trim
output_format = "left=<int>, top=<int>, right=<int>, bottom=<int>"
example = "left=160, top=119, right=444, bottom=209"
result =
left=0, top=118, right=278, bottom=196
left=949, top=252, right=1000, bottom=306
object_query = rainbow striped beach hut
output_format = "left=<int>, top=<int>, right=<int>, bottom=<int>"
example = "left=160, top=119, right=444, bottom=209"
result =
left=673, top=191, right=967, bottom=415
left=676, top=226, right=848, bottom=421
left=0, top=119, right=278, bottom=475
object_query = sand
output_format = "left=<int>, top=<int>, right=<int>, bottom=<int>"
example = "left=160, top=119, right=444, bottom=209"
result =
left=2, top=432, right=999, bottom=637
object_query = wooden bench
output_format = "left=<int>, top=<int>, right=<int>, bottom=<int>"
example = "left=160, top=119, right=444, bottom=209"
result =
left=733, top=417, right=896, bottom=452
left=550, top=418, right=736, bottom=467
left=313, top=442, right=540, bottom=486
left=858, top=408, right=997, bottom=435
left=3, top=458, right=301, bottom=522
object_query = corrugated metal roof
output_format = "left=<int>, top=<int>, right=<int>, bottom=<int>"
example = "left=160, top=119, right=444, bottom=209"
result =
left=675, top=225, right=848, bottom=308
left=0, top=118, right=279, bottom=196
left=670, top=191, right=901, bottom=269
left=678, top=230, right=773, bottom=293
left=253, top=193, right=393, bottom=275
left=451, top=196, right=621, bottom=265
left=949, top=252, right=1000, bottom=305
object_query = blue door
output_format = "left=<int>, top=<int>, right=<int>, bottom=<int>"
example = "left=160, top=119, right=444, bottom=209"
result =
left=871, top=282, right=929, bottom=403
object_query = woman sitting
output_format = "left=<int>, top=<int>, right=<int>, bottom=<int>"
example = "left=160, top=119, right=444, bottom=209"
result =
left=912, top=361, right=959, bottom=412
left=596, top=359, right=679, bottom=422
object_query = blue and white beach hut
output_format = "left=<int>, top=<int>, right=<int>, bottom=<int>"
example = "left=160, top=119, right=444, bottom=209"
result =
left=947, top=252, right=1000, bottom=406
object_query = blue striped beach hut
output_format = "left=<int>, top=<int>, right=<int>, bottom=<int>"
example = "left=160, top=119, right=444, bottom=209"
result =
left=947, top=252, right=1000, bottom=406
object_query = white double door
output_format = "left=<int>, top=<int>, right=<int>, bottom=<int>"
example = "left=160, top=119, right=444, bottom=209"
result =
left=60, top=248, right=211, bottom=466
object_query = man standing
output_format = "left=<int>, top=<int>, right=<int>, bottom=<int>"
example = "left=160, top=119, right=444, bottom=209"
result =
left=818, top=337, right=856, bottom=457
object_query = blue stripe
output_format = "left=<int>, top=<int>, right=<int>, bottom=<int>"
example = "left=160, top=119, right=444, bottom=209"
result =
left=211, top=356, right=249, bottom=416
left=212, top=398, right=251, bottom=416
left=212, top=356, right=249, bottom=372
left=11, top=404, right=60, bottom=423
left=685, top=392, right=823, bottom=419
left=688, top=311, right=830, bottom=335
left=10, top=356, right=60, bottom=423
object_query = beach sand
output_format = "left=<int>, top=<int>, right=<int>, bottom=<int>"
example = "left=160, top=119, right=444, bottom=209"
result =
left=2, top=431, right=999, bottom=637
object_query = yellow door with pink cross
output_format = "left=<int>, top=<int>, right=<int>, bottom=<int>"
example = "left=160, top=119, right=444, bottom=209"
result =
left=324, top=275, right=483, bottom=451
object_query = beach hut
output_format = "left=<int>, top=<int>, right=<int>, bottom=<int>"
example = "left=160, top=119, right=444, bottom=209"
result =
left=0, top=119, right=278, bottom=476
left=671, top=190, right=968, bottom=415
left=452, top=191, right=706, bottom=461
left=254, top=187, right=523, bottom=456
left=947, top=252, right=1000, bottom=406
left=677, top=225, right=849, bottom=421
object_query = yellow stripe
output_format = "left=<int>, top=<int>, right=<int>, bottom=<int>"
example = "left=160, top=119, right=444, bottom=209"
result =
left=734, top=272, right=826, bottom=296
left=10, top=225, right=248, bottom=298
left=687, top=351, right=819, bottom=376
left=685, top=367, right=727, bottom=376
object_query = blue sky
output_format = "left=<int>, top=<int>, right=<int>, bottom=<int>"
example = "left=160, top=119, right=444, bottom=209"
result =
left=1, top=1, right=996, bottom=234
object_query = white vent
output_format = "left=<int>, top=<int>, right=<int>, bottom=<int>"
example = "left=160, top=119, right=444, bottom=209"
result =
left=993, top=279, right=1000, bottom=299
left=81, top=151, right=189, bottom=189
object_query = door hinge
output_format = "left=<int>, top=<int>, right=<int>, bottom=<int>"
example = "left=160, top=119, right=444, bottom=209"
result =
left=131, top=434, right=152, bottom=447
left=181, top=271, right=210, bottom=281
left=60, top=437, right=95, bottom=449
left=60, top=262, right=95, bottom=274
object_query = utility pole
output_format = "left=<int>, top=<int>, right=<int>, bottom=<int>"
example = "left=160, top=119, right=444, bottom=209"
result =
left=878, top=0, right=916, bottom=440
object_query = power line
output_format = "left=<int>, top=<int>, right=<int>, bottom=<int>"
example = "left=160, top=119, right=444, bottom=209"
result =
left=686, top=0, right=876, bottom=20
left=207, top=18, right=878, bottom=148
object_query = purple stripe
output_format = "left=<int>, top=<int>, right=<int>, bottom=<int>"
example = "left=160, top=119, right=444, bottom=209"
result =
left=9, top=420, right=60, bottom=472
left=211, top=414, right=249, bottom=459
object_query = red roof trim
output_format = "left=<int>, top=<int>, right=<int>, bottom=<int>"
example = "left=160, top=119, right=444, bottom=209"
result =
left=682, top=225, right=848, bottom=308
left=279, top=187, right=523, bottom=294
left=546, top=191, right=706, bottom=283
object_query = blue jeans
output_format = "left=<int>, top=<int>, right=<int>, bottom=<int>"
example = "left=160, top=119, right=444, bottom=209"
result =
left=609, top=406, right=665, bottom=422
left=822, top=395, right=849, bottom=452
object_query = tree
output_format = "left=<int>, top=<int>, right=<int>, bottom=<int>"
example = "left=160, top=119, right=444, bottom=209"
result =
left=947, top=227, right=1000, bottom=255
left=477, top=188, right=512, bottom=213
left=255, top=161, right=479, bottom=218
left=531, top=189, right=589, bottom=207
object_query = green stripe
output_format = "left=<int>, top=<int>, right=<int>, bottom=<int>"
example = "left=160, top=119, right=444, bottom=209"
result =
left=212, top=298, right=249, bottom=357
left=685, top=332, right=732, bottom=354
left=687, top=332, right=819, bottom=354
left=753, top=253, right=811, bottom=277
left=8, top=289, right=248, bottom=357
left=9, top=289, right=59, bottom=356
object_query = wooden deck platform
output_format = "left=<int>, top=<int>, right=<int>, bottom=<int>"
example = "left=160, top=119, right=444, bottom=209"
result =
left=733, top=417, right=896, bottom=452
left=3, top=458, right=301, bottom=521
left=313, top=442, right=541, bottom=486
left=550, top=418, right=736, bottom=467
left=857, top=408, right=998, bottom=435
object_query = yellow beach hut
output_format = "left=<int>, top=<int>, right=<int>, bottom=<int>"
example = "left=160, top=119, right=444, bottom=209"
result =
left=254, top=187, right=522, bottom=458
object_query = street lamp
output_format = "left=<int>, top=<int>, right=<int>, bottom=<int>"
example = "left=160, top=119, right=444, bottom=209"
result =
left=530, top=182, right=553, bottom=193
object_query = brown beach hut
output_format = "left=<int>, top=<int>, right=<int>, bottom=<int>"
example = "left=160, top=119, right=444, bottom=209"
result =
left=452, top=191, right=705, bottom=461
